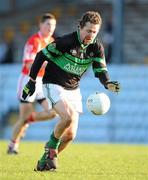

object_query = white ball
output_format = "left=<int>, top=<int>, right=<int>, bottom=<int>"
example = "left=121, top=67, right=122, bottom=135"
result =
left=86, top=92, right=110, bottom=115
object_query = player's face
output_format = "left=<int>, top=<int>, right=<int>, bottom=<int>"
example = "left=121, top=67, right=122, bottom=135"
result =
left=40, top=19, right=56, bottom=37
left=79, top=22, right=100, bottom=45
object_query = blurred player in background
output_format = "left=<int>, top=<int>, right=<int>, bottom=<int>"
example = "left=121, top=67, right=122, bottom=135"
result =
left=7, top=13, right=57, bottom=154
left=22, top=11, right=120, bottom=171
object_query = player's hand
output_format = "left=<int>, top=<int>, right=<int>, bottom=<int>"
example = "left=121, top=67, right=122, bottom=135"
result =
left=22, top=79, right=36, bottom=100
left=105, top=81, right=120, bottom=93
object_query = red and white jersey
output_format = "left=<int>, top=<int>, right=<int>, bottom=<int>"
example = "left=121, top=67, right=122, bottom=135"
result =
left=21, top=31, right=54, bottom=77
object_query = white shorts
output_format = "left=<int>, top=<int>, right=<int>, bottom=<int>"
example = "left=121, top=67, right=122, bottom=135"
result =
left=17, top=74, right=45, bottom=103
left=43, top=84, right=83, bottom=113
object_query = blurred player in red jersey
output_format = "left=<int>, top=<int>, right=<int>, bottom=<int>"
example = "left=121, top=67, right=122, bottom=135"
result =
left=7, top=13, right=57, bottom=154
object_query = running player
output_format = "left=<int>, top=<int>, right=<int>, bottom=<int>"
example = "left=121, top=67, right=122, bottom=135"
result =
left=7, top=13, right=57, bottom=154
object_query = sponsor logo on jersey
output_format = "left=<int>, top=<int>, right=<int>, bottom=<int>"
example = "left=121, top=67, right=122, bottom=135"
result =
left=64, top=63, right=86, bottom=75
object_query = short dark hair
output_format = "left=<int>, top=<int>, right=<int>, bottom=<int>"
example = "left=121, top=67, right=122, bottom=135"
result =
left=40, top=13, right=56, bottom=23
left=79, top=11, right=102, bottom=28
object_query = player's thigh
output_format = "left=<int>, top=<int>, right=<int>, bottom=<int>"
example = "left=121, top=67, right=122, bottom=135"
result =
left=44, top=84, right=81, bottom=118
left=54, top=99, right=76, bottom=120
left=40, top=99, right=49, bottom=111
left=40, top=99, right=57, bottom=117
left=19, top=102, right=34, bottom=120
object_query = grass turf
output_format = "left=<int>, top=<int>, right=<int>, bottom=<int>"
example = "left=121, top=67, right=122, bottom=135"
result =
left=0, top=141, right=148, bottom=180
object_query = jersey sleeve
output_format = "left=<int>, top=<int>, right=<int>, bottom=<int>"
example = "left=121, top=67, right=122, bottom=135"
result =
left=92, top=41, right=110, bottom=85
left=22, top=37, right=39, bottom=63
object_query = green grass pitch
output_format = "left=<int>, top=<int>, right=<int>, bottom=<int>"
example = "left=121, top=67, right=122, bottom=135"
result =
left=0, top=141, right=148, bottom=180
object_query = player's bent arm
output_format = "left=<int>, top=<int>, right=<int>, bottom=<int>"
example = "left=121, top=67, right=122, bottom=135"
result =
left=97, top=71, right=120, bottom=93
left=29, top=51, right=48, bottom=81
left=22, top=51, right=48, bottom=100
left=97, top=71, right=110, bottom=86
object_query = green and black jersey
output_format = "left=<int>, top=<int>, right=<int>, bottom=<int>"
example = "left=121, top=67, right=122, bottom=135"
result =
left=30, top=31, right=110, bottom=90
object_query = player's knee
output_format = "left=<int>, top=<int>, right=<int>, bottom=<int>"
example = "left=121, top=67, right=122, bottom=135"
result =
left=63, top=111, right=76, bottom=128
left=64, top=131, right=76, bottom=142
left=68, top=132, right=76, bottom=141
left=64, top=117, right=72, bottom=128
